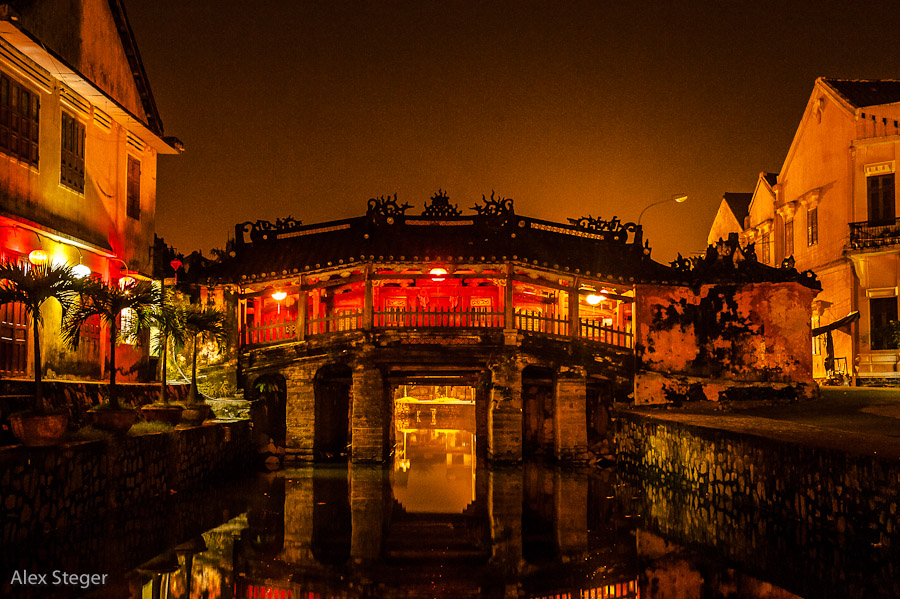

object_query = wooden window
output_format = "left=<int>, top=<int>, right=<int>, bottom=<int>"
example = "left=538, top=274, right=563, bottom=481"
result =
left=126, top=155, right=141, bottom=220
left=0, top=73, right=39, bottom=167
left=760, top=232, right=771, bottom=265
left=807, top=207, right=818, bottom=246
left=867, top=173, right=895, bottom=224
left=870, top=296, right=898, bottom=350
left=783, top=218, right=794, bottom=258
left=0, top=299, right=27, bottom=375
left=60, top=112, right=85, bottom=192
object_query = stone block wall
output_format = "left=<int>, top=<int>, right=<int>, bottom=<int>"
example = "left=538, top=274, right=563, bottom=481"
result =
left=554, top=367, right=588, bottom=461
left=282, top=361, right=320, bottom=462
left=617, top=412, right=900, bottom=550
left=0, top=420, right=251, bottom=545
left=351, top=361, right=387, bottom=462
left=632, top=282, right=818, bottom=405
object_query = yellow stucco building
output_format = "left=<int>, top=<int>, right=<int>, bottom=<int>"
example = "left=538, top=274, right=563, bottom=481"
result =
left=709, top=78, right=900, bottom=383
left=0, top=0, right=180, bottom=382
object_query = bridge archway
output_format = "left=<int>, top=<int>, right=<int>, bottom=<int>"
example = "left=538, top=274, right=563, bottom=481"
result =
left=249, top=373, right=287, bottom=461
left=522, top=365, right=556, bottom=456
left=314, top=364, right=352, bottom=460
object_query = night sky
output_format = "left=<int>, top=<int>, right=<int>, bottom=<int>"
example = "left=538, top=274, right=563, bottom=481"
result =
left=125, top=1, right=900, bottom=262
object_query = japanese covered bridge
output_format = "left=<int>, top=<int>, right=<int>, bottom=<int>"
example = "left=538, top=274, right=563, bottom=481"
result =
left=185, top=191, right=815, bottom=463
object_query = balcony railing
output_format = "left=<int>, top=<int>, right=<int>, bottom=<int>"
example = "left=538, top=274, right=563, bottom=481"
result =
left=244, top=304, right=633, bottom=350
left=849, top=218, right=900, bottom=249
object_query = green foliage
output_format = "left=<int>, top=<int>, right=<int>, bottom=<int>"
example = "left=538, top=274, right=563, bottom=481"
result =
left=129, top=421, right=175, bottom=435
left=0, top=260, right=77, bottom=413
left=69, top=426, right=114, bottom=442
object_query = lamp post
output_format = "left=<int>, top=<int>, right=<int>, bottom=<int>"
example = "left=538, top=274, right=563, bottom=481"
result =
left=638, top=194, right=688, bottom=225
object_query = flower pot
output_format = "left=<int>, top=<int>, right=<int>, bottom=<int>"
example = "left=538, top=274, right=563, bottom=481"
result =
left=180, top=403, right=212, bottom=426
left=141, top=404, right=184, bottom=425
left=9, top=412, right=69, bottom=447
left=89, top=408, right=138, bottom=434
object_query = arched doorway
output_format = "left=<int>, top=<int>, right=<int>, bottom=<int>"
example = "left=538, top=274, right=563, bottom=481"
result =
left=522, top=365, right=555, bottom=455
left=249, top=374, right=287, bottom=468
left=314, top=364, right=352, bottom=460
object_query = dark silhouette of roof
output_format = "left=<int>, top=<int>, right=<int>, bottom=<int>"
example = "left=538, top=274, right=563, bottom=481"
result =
left=762, top=172, right=778, bottom=188
left=722, top=192, right=753, bottom=223
left=823, top=79, right=900, bottom=108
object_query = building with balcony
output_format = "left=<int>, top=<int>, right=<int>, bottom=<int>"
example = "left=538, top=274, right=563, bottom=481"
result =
left=708, top=78, right=900, bottom=383
left=0, top=1, right=181, bottom=381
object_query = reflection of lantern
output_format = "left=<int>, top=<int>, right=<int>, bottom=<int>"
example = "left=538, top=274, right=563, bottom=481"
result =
left=72, top=263, right=92, bottom=279
left=429, top=267, right=448, bottom=282
left=28, top=249, right=49, bottom=265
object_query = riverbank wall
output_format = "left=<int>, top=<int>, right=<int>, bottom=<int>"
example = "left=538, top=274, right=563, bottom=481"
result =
left=616, top=411, right=900, bottom=548
left=0, top=420, right=252, bottom=545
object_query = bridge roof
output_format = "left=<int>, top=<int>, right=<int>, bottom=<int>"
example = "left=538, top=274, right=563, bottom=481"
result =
left=179, top=194, right=820, bottom=290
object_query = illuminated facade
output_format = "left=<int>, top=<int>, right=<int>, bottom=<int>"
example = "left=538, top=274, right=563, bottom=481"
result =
left=0, top=1, right=180, bottom=380
left=709, top=78, right=900, bottom=383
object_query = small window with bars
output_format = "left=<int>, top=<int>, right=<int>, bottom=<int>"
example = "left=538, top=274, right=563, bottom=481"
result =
left=760, top=232, right=771, bottom=265
left=783, top=217, right=794, bottom=258
left=0, top=73, right=39, bottom=167
left=807, top=207, right=818, bottom=246
left=61, top=112, right=85, bottom=192
left=126, top=155, right=141, bottom=220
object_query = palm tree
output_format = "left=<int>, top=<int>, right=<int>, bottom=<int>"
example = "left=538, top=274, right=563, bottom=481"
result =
left=0, top=260, right=76, bottom=413
left=183, top=306, right=227, bottom=405
left=147, top=287, right=187, bottom=405
left=62, top=279, right=159, bottom=409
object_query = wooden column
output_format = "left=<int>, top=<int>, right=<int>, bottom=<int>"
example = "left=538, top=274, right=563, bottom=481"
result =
left=569, top=276, right=580, bottom=340
left=297, top=288, right=307, bottom=341
left=363, top=264, right=374, bottom=330
left=504, top=264, right=514, bottom=330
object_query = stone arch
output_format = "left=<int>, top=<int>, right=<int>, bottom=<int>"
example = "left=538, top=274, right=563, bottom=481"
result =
left=249, top=373, right=287, bottom=468
left=314, top=363, right=353, bottom=460
left=586, top=377, right=614, bottom=450
left=522, top=365, right=556, bottom=455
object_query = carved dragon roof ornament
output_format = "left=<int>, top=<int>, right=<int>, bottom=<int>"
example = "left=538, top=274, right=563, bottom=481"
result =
left=566, top=214, right=638, bottom=244
left=471, top=190, right=515, bottom=225
left=422, top=189, right=462, bottom=217
left=237, top=216, right=304, bottom=243
left=367, top=193, right=411, bottom=225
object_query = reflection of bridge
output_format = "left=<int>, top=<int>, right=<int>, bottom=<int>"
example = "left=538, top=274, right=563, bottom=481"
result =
left=210, top=194, right=661, bottom=463
left=233, top=463, right=639, bottom=599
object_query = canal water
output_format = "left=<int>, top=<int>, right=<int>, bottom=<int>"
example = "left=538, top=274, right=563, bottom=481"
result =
left=4, top=425, right=899, bottom=599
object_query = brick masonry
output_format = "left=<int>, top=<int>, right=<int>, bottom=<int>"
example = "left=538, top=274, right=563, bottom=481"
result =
left=0, top=420, right=251, bottom=545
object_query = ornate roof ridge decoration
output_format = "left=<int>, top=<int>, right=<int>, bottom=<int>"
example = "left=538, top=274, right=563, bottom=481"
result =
left=566, top=215, right=638, bottom=244
left=238, top=216, right=304, bottom=243
left=422, top=189, right=462, bottom=217
left=367, top=193, right=411, bottom=225
left=471, top=190, right=515, bottom=220
left=669, top=233, right=821, bottom=290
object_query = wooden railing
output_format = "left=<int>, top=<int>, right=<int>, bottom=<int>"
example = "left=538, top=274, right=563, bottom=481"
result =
left=244, top=307, right=632, bottom=349
left=374, top=307, right=505, bottom=329
left=306, top=310, right=363, bottom=335
left=579, top=318, right=633, bottom=348
left=514, top=310, right=569, bottom=336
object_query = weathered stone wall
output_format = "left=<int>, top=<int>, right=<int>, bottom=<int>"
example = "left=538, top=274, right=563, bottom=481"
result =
left=0, top=420, right=251, bottom=544
left=617, top=413, right=900, bottom=551
left=632, top=282, right=818, bottom=405
left=554, top=366, right=588, bottom=461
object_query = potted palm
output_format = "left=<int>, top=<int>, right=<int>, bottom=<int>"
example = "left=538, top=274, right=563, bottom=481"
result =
left=63, top=278, right=159, bottom=434
left=0, top=260, right=76, bottom=446
left=179, top=305, right=227, bottom=426
left=141, top=287, right=186, bottom=424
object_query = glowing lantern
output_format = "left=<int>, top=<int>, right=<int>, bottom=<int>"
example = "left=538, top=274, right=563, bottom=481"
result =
left=429, top=267, right=448, bottom=282
left=119, top=276, right=136, bottom=289
left=72, top=263, right=92, bottom=279
left=585, top=294, right=603, bottom=305
left=271, top=290, right=287, bottom=301
left=169, top=258, right=183, bottom=272
left=28, top=249, right=49, bottom=265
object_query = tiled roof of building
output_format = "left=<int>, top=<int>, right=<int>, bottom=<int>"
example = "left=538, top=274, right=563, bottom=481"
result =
left=722, top=192, right=753, bottom=223
left=823, top=79, right=900, bottom=108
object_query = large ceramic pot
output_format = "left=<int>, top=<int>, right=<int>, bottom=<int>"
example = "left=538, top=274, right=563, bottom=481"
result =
left=9, top=412, right=69, bottom=446
left=141, top=404, right=183, bottom=425
left=179, top=403, right=212, bottom=426
left=89, top=408, right=138, bottom=434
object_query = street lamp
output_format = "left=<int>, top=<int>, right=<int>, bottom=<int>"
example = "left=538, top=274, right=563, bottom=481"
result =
left=638, top=194, right=688, bottom=225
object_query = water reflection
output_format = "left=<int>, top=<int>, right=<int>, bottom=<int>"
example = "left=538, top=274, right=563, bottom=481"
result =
left=5, top=446, right=899, bottom=598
